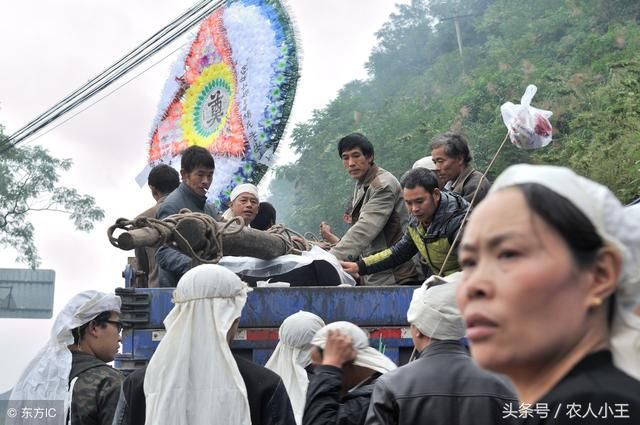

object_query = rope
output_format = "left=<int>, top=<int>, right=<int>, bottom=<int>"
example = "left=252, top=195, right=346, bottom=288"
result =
left=107, top=210, right=246, bottom=265
left=267, top=224, right=310, bottom=254
left=107, top=211, right=318, bottom=264
left=437, top=131, right=511, bottom=276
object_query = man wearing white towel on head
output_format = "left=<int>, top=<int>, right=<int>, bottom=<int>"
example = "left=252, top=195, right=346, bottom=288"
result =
left=112, top=264, right=296, bottom=425
left=365, top=273, right=517, bottom=425
left=303, top=321, right=396, bottom=425
left=222, top=183, right=260, bottom=227
left=266, top=311, right=326, bottom=425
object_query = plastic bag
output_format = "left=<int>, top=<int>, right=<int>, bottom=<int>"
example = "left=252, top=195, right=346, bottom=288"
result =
left=500, top=85, right=553, bottom=149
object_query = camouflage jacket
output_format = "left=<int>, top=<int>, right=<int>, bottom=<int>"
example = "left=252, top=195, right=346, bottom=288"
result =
left=69, top=352, right=123, bottom=425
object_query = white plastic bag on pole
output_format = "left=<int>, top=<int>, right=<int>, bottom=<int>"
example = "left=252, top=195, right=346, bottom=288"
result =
left=500, top=84, right=553, bottom=149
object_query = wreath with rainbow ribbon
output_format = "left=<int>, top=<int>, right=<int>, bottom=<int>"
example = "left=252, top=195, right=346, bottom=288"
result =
left=147, top=0, right=299, bottom=208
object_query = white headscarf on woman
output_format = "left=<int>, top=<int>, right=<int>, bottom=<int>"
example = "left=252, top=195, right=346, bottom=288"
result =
left=265, top=311, right=325, bottom=425
left=143, top=264, right=252, bottom=425
left=10, top=291, right=121, bottom=419
left=491, top=164, right=640, bottom=380
left=311, top=322, right=397, bottom=375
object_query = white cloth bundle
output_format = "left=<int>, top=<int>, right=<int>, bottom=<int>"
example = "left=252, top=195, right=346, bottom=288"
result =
left=407, top=272, right=465, bottom=340
left=265, top=311, right=325, bottom=425
left=311, top=321, right=397, bottom=375
left=492, top=164, right=640, bottom=379
left=144, top=264, right=252, bottom=425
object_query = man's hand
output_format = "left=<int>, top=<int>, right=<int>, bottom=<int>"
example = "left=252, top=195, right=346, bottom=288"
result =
left=340, top=261, right=359, bottom=277
left=322, top=330, right=357, bottom=368
left=320, top=221, right=339, bottom=244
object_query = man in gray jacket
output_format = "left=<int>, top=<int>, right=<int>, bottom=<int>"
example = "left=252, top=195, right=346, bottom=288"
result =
left=155, top=146, right=220, bottom=287
left=365, top=273, right=518, bottom=425
left=430, top=132, right=491, bottom=207
left=327, top=133, right=417, bottom=286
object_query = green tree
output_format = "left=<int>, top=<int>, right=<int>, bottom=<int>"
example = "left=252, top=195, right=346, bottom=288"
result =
left=269, top=0, right=640, bottom=233
left=0, top=127, right=105, bottom=268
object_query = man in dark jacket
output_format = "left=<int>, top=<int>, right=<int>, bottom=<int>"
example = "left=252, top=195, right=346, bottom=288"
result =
left=365, top=274, right=518, bottom=425
left=134, top=164, right=179, bottom=287
left=430, top=132, right=491, bottom=207
left=155, top=146, right=220, bottom=286
left=303, top=322, right=397, bottom=425
left=10, top=291, right=122, bottom=425
left=341, top=168, right=468, bottom=278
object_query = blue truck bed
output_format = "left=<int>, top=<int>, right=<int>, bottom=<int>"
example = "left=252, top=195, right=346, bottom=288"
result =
left=115, top=285, right=417, bottom=369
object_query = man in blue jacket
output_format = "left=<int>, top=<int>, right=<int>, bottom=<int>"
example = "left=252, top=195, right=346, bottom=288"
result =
left=155, top=146, right=219, bottom=286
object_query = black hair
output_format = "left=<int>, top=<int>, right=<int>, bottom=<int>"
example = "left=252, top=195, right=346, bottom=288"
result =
left=517, top=183, right=604, bottom=268
left=400, top=167, right=439, bottom=194
left=71, top=311, right=114, bottom=345
left=337, top=133, right=374, bottom=158
left=252, top=202, right=277, bottom=231
left=148, top=164, right=180, bottom=195
left=430, top=132, right=472, bottom=165
left=181, top=146, right=215, bottom=173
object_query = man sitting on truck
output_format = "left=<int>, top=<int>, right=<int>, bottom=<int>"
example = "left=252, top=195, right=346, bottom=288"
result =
left=325, top=133, right=417, bottom=286
left=303, top=321, right=397, bottom=425
left=112, top=264, right=296, bottom=425
left=341, top=167, right=468, bottom=279
left=155, top=145, right=220, bottom=287
left=430, top=132, right=491, bottom=207
left=134, top=164, right=179, bottom=288
left=221, top=183, right=260, bottom=226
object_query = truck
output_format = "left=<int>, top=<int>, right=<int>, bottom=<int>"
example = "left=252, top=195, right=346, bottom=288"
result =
left=115, top=261, right=418, bottom=369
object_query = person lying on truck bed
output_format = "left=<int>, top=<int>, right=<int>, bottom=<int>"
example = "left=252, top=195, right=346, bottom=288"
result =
left=266, top=311, right=326, bottom=425
left=10, top=290, right=123, bottom=425
left=112, top=264, right=296, bottom=425
left=303, top=321, right=396, bottom=425
left=221, top=183, right=260, bottom=227
left=155, top=146, right=220, bottom=287
left=324, top=133, right=417, bottom=286
left=341, top=167, right=468, bottom=280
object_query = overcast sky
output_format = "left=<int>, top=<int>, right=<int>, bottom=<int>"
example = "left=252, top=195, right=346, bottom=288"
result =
left=0, top=0, right=409, bottom=392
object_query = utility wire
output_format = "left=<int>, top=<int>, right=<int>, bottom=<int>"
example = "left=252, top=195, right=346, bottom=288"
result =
left=1, top=0, right=225, bottom=153
left=16, top=42, right=189, bottom=149
left=4, top=0, right=215, bottom=145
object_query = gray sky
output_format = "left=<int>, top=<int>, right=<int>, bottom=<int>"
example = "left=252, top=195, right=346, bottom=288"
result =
left=0, top=0, right=409, bottom=391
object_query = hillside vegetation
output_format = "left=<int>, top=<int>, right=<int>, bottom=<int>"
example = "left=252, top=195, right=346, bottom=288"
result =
left=270, top=0, right=640, bottom=235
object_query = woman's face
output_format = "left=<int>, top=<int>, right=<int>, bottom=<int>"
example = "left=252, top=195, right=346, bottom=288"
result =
left=456, top=188, right=594, bottom=376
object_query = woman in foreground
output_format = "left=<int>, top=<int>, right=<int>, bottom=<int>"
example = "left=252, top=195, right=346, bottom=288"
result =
left=456, top=164, right=640, bottom=424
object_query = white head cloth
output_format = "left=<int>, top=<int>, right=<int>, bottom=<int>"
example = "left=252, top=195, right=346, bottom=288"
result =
left=412, top=156, right=436, bottom=171
left=265, top=311, right=325, bottom=425
left=222, top=183, right=260, bottom=221
left=407, top=272, right=465, bottom=340
left=10, top=291, right=121, bottom=410
left=310, top=321, right=397, bottom=375
left=491, top=164, right=640, bottom=379
left=144, top=264, right=252, bottom=425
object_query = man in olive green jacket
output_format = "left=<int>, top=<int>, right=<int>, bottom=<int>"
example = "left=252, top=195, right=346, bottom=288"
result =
left=327, top=133, right=417, bottom=286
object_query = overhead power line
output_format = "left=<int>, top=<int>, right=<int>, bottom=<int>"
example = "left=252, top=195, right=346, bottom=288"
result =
left=0, top=0, right=226, bottom=154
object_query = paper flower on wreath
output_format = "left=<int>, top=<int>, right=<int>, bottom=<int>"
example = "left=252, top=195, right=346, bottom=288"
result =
left=500, top=85, right=553, bottom=150
left=145, top=0, right=299, bottom=208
